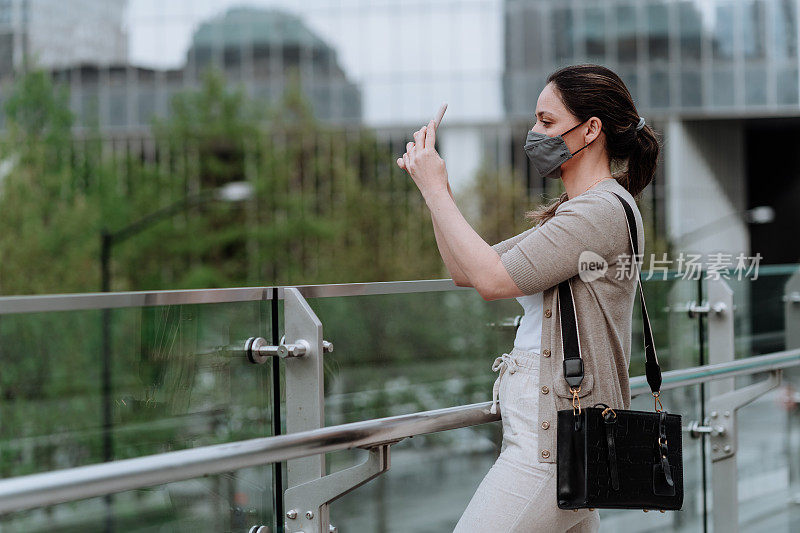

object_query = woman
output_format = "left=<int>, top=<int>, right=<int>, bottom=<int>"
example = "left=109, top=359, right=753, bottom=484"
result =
left=397, top=64, right=659, bottom=532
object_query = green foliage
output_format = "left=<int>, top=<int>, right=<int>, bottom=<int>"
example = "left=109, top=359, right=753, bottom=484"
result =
left=3, top=69, right=73, bottom=150
left=0, top=67, right=452, bottom=503
left=0, top=66, right=446, bottom=296
left=0, top=70, right=101, bottom=294
left=468, top=162, right=539, bottom=245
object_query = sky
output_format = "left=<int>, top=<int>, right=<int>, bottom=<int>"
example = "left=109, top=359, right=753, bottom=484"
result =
left=125, top=0, right=506, bottom=126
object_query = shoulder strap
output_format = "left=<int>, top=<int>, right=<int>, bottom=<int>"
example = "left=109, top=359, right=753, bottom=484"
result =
left=558, top=191, right=662, bottom=395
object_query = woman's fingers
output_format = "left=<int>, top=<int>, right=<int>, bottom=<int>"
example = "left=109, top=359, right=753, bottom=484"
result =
left=399, top=122, right=430, bottom=171
left=424, top=120, right=436, bottom=150
left=413, top=126, right=427, bottom=151
left=398, top=141, right=415, bottom=171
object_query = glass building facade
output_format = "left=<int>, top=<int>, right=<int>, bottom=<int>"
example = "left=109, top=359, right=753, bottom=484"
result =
left=504, top=0, right=800, bottom=118
left=0, top=0, right=128, bottom=76
left=1, top=1, right=799, bottom=127
left=7, top=6, right=363, bottom=130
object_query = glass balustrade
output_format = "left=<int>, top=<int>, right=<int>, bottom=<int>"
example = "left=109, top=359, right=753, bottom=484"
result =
left=0, top=300, right=275, bottom=532
left=0, top=267, right=798, bottom=531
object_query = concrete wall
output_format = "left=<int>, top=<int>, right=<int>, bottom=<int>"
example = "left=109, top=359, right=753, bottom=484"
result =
left=664, top=119, right=750, bottom=258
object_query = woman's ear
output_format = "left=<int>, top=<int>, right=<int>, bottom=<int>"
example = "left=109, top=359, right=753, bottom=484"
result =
left=586, top=116, right=603, bottom=143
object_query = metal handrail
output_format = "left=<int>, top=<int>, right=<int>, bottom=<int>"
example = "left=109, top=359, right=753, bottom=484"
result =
left=0, top=280, right=463, bottom=315
left=631, top=348, right=800, bottom=395
left=0, top=286, right=274, bottom=315
left=0, top=348, right=797, bottom=514
left=1, top=261, right=796, bottom=314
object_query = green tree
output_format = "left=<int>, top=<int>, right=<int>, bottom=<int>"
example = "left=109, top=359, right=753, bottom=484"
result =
left=0, top=69, right=101, bottom=294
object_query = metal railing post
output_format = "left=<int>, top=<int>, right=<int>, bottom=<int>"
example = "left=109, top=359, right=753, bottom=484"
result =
left=282, top=287, right=327, bottom=489
left=783, top=270, right=800, bottom=504
left=705, top=279, right=737, bottom=533
left=697, top=279, right=781, bottom=532
left=282, top=287, right=330, bottom=532
left=245, top=287, right=395, bottom=533
left=706, top=279, right=735, bottom=397
left=784, top=270, right=800, bottom=350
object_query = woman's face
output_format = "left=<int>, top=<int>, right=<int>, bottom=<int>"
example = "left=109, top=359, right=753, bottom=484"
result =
left=531, top=82, right=577, bottom=136
left=531, top=82, right=602, bottom=160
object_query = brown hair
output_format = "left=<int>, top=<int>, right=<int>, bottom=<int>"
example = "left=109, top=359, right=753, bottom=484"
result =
left=525, top=64, right=660, bottom=225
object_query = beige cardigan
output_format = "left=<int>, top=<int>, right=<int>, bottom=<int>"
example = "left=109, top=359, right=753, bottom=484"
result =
left=490, top=177, right=644, bottom=464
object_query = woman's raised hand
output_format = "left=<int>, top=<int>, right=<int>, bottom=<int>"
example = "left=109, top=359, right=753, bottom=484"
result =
left=396, top=120, right=448, bottom=197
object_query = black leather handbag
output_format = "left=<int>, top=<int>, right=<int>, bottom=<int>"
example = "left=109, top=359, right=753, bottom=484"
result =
left=555, top=191, right=684, bottom=512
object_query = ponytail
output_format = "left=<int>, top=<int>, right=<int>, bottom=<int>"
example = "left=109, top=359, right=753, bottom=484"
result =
left=524, top=191, right=568, bottom=226
left=623, top=123, right=660, bottom=199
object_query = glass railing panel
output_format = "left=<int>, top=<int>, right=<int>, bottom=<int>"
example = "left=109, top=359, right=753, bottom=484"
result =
left=594, top=275, right=705, bottom=531
left=1, top=467, right=273, bottom=532
left=649, top=273, right=704, bottom=370
left=306, top=288, right=524, bottom=530
left=724, top=264, right=800, bottom=357
left=732, top=368, right=800, bottom=532
left=718, top=264, right=800, bottom=531
left=305, top=276, right=704, bottom=530
left=307, top=288, right=506, bottom=420
left=0, top=300, right=274, bottom=531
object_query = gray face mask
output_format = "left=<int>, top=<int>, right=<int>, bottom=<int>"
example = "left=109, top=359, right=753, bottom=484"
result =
left=523, top=120, right=595, bottom=179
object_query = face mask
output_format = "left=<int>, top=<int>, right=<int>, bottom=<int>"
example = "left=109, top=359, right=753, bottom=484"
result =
left=523, top=120, right=595, bottom=180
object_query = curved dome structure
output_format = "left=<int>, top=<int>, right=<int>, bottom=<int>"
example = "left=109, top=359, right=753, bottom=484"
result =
left=185, top=7, right=362, bottom=123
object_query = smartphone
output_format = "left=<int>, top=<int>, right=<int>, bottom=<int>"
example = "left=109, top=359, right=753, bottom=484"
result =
left=433, top=102, right=448, bottom=129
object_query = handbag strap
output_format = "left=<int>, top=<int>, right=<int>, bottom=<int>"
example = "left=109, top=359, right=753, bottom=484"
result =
left=558, top=191, right=663, bottom=396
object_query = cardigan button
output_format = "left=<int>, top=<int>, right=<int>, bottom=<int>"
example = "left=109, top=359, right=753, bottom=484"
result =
left=541, top=420, right=550, bottom=429
left=541, top=385, right=549, bottom=394
left=544, top=308, right=552, bottom=318
left=541, top=449, right=550, bottom=458
left=542, top=349, right=551, bottom=357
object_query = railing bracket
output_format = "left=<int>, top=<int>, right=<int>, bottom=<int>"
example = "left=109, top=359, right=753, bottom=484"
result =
left=707, top=369, right=782, bottom=462
left=284, top=443, right=391, bottom=533
left=245, top=334, right=333, bottom=364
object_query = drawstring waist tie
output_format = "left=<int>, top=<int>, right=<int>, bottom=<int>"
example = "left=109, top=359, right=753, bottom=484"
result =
left=490, top=352, right=519, bottom=414
left=489, top=348, right=540, bottom=415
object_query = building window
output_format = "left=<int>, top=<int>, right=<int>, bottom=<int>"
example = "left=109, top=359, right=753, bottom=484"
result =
left=552, top=8, right=574, bottom=63
left=616, top=5, right=638, bottom=64
left=712, top=3, right=735, bottom=61
left=678, top=1, right=702, bottom=62
left=773, top=0, right=797, bottom=60
left=745, top=66, right=767, bottom=105
left=712, top=69, right=735, bottom=107
left=681, top=70, right=702, bottom=107
left=649, top=70, right=670, bottom=108
left=777, top=67, right=799, bottom=105
left=647, top=4, right=669, bottom=62
left=584, top=6, right=605, bottom=61
left=742, top=0, right=766, bottom=59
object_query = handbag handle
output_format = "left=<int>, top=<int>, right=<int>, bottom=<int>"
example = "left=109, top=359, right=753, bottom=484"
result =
left=558, top=192, right=663, bottom=405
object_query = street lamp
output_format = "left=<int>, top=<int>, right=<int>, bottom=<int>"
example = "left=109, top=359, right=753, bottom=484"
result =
left=97, top=181, right=254, bottom=530
left=100, top=181, right=256, bottom=291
